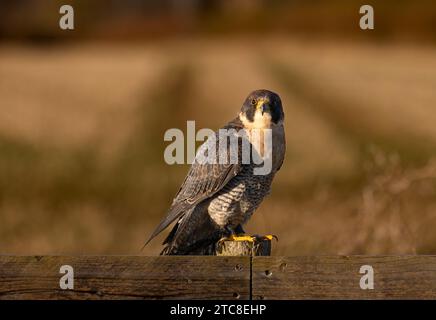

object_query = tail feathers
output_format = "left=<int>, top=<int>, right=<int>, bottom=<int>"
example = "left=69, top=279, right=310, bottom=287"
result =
left=143, top=203, right=191, bottom=249
left=162, top=221, right=179, bottom=245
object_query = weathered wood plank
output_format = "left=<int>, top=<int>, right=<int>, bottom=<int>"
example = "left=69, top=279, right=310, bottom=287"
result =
left=3, top=255, right=436, bottom=300
left=252, top=256, right=436, bottom=299
left=0, top=256, right=250, bottom=300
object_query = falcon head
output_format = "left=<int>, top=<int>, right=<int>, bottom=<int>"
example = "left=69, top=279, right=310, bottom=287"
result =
left=239, top=89, right=284, bottom=129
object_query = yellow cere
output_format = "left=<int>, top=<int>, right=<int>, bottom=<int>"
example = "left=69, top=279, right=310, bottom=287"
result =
left=256, top=97, right=269, bottom=109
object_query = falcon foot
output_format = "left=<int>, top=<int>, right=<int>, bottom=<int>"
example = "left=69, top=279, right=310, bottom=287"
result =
left=218, top=235, right=248, bottom=246
left=219, top=234, right=278, bottom=243
left=216, top=233, right=276, bottom=256
left=228, top=235, right=256, bottom=242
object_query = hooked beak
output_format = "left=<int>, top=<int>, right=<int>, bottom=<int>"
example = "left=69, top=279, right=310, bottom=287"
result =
left=261, top=103, right=270, bottom=115
left=255, top=97, right=270, bottom=115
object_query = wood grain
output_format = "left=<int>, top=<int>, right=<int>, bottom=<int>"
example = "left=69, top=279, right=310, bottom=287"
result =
left=252, top=256, right=436, bottom=299
left=3, top=255, right=436, bottom=300
left=0, top=256, right=250, bottom=300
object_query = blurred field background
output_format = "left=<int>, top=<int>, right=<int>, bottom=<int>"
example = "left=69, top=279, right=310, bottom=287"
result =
left=1, top=0, right=436, bottom=255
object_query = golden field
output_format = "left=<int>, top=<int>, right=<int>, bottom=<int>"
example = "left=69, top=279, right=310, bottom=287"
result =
left=1, top=38, right=436, bottom=255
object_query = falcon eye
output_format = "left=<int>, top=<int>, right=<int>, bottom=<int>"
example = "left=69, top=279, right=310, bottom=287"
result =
left=250, top=99, right=257, bottom=106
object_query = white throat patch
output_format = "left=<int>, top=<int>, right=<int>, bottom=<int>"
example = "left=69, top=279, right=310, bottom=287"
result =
left=239, top=109, right=271, bottom=130
left=239, top=110, right=273, bottom=159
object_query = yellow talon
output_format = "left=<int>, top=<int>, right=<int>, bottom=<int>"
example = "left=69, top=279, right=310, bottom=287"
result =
left=263, top=234, right=278, bottom=241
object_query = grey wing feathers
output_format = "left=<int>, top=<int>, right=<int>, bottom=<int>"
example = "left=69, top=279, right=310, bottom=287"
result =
left=144, top=118, right=243, bottom=247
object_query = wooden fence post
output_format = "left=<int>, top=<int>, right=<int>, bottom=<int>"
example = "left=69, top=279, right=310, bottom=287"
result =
left=215, top=238, right=272, bottom=256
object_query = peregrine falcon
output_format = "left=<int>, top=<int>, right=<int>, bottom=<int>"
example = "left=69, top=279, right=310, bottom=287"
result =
left=145, top=89, right=286, bottom=255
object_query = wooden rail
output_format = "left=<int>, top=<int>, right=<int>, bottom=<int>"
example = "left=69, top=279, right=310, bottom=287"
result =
left=1, top=255, right=436, bottom=299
